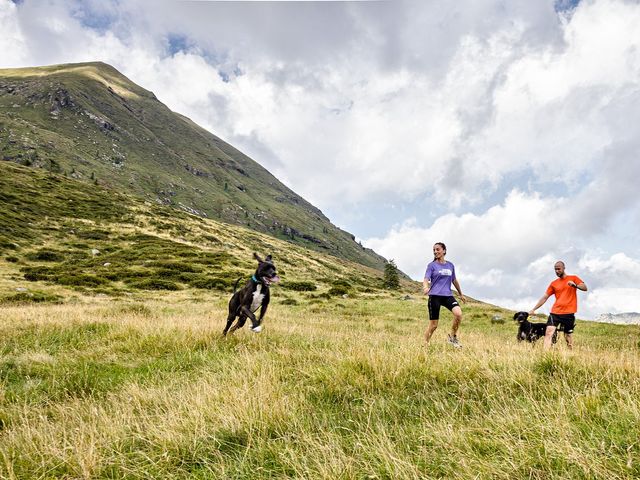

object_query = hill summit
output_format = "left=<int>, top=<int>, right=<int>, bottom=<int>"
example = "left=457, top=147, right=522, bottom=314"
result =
left=0, top=61, right=387, bottom=271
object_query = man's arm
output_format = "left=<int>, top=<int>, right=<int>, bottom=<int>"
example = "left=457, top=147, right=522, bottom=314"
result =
left=567, top=280, right=587, bottom=291
left=529, top=293, right=551, bottom=315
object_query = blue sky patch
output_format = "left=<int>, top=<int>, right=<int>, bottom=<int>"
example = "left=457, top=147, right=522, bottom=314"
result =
left=168, top=34, right=192, bottom=55
left=555, top=0, right=581, bottom=13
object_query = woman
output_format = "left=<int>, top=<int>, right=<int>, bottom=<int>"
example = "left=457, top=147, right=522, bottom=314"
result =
left=423, top=242, right=465, bottom=347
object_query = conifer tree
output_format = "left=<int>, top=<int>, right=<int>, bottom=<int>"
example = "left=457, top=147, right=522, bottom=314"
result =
left=384, top=259, right=400, bottom=289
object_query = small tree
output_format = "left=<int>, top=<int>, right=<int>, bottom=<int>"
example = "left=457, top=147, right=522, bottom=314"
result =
left=383, top=259, right=400, bottom=290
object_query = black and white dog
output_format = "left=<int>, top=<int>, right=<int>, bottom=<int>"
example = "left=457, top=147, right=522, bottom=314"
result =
left=223, top=253, right=280, bottom=336
left=513, top=311, right=558, bottom=344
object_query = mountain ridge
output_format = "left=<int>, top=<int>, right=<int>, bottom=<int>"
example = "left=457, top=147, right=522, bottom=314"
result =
left=0, top=61, right=389, bottom=272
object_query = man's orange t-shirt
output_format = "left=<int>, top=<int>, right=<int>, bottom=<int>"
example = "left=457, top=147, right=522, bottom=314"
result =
left=546, top=275, right=583, bottom=314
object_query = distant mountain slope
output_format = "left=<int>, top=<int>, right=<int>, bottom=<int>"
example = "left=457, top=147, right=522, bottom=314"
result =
left=0, top=62, right=387, bottom=271
left=1, top=161, right=411, bottom=300
left=595, top=313, right=640, bottom=325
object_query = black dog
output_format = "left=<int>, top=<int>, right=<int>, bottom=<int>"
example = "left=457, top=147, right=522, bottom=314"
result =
left=513, top=311, right=558, bottom=344
left=223, top=253, right=280, bottom=336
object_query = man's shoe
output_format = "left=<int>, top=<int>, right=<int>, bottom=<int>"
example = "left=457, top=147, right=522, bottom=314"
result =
left=251, top=325, right=262, bottom=333
left=448, top=334, right=462, bottom=348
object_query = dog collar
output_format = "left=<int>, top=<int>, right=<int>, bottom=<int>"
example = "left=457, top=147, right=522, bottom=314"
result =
left=251, top=275, right=258, bottom=283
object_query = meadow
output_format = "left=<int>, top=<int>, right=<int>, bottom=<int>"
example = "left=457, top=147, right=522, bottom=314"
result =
left=1, top=291, right=638, bottom=479
left=1, top=161, right=639, bottom=478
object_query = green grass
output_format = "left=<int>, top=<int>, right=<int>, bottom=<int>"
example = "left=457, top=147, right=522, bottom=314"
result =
left=0, top=296, right=638, bottom=479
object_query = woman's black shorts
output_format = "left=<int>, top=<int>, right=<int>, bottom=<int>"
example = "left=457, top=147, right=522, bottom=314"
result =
left=428, top=295, right=460, bottom=321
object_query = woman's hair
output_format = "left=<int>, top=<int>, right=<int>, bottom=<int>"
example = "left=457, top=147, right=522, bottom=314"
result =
left=433, top=242, right=446, bottom=261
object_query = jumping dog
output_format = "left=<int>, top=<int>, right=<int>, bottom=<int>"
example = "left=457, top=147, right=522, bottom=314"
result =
left=223, top=253, right=280, bottom=335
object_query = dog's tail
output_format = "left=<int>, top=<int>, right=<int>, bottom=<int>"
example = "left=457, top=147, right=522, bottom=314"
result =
left=232, top=278, right=242, bottom=293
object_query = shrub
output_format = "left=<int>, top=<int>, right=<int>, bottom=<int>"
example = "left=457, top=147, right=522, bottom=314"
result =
left=146, top=261, right=202, bottom=273
left=327, top=285, right=350, bottom=296
left=22, top=266, right=60, bottom=282
left=190, top=276, right=232, bottom=291
left=1, top=291, right=63, bottom=305
left=57, top=274, right=108, bottom=287
left=284, top=281, right=317, bottom=292
left=0, top=238, right=18, bottom=251
left=128, top=279, right=182, bottom=291
left=76, top=230, right=110, bottom=240
left=26, top=249, right=64, bottom=262
left=280, top=298, right=299, bottom=306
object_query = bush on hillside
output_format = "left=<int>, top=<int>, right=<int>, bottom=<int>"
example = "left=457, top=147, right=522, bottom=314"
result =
left=0, top=291, right=63, bottom=305
left=26, top=249, right=64, bottom=262
left=283, top=281, right=317, bottom=292
left=327, top=285, right=350, bottom=296
left=22, top=266, right=60, bottom=282
left=128, top=279, right=182, bottom=291
left=189, top=276, right=231, bottom=291
left=57, top=274, right=108, bottom=287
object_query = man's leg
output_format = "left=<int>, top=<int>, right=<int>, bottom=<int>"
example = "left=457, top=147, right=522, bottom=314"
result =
left=564, top=332, right=573, bottom=350
left=543, top=325, right=557, bottom=350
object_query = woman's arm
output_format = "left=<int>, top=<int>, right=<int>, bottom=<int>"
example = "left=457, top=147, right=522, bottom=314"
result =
left=452, top=278, right=466, bottom=303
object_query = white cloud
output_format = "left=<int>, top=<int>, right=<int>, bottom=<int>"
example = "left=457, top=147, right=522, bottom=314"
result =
left=365, top=189, right=561, bottom=279
left=587, top=288, right=640, bottom=316
left=3, top=0, right=640, bottom=318
left=0, top=0, right=29, bottom=65
left=364, top=191, right=640, bottom=319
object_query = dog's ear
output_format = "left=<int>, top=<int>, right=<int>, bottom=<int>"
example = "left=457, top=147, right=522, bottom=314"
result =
left=253, top=252, right=263, bottom=263
left=513, top=312, right=518, bottom=320
left=265, top=254, right=273, bottom=263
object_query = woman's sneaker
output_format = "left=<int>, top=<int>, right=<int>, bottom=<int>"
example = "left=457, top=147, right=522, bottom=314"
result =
left=448, top=334, right=462, bottom=348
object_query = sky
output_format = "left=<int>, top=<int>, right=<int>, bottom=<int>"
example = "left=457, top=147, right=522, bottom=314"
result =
left=2, top=0, right=640, bottom=319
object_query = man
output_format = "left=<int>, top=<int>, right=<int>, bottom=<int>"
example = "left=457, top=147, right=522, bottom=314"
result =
left=529, top=261, right=587, bottom=350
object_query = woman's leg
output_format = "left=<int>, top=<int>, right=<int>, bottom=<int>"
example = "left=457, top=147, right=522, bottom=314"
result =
left=451, top=306, right=462, bottom=337
left=425, top=320, right=439, bottom=344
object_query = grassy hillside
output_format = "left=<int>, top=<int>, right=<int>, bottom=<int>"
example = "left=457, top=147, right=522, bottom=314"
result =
left=0, top=62, right=387, bottom=271
left=0, top=161, right=398, bottom=302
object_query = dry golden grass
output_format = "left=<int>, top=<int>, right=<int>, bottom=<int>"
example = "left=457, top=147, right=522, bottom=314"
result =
left=1, top=294, right=639, bottom=479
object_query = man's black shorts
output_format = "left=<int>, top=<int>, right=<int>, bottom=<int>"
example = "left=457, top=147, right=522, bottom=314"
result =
left=428, top=295, right=459, bottom=321
left=547, top=313, right=576, bottom=334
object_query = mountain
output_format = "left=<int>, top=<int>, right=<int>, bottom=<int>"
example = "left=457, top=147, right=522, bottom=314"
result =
left=595, top=313, right=640, bottom=325
left=0, top=62, right=387, bottom=271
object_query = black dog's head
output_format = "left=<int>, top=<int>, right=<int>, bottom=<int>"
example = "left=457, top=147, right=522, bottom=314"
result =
left=513, top=311, right=529, bottom=324
left=253, top=253, right=280, bottom=286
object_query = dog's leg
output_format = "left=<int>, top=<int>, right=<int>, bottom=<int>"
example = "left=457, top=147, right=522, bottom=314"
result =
left=223, top=312, right=237, bottom=336
left=257, top=303, right=268, bottom=326
left=240, top=306, right=261, bottom=331
left=228, top=314, right=247, bottom=334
